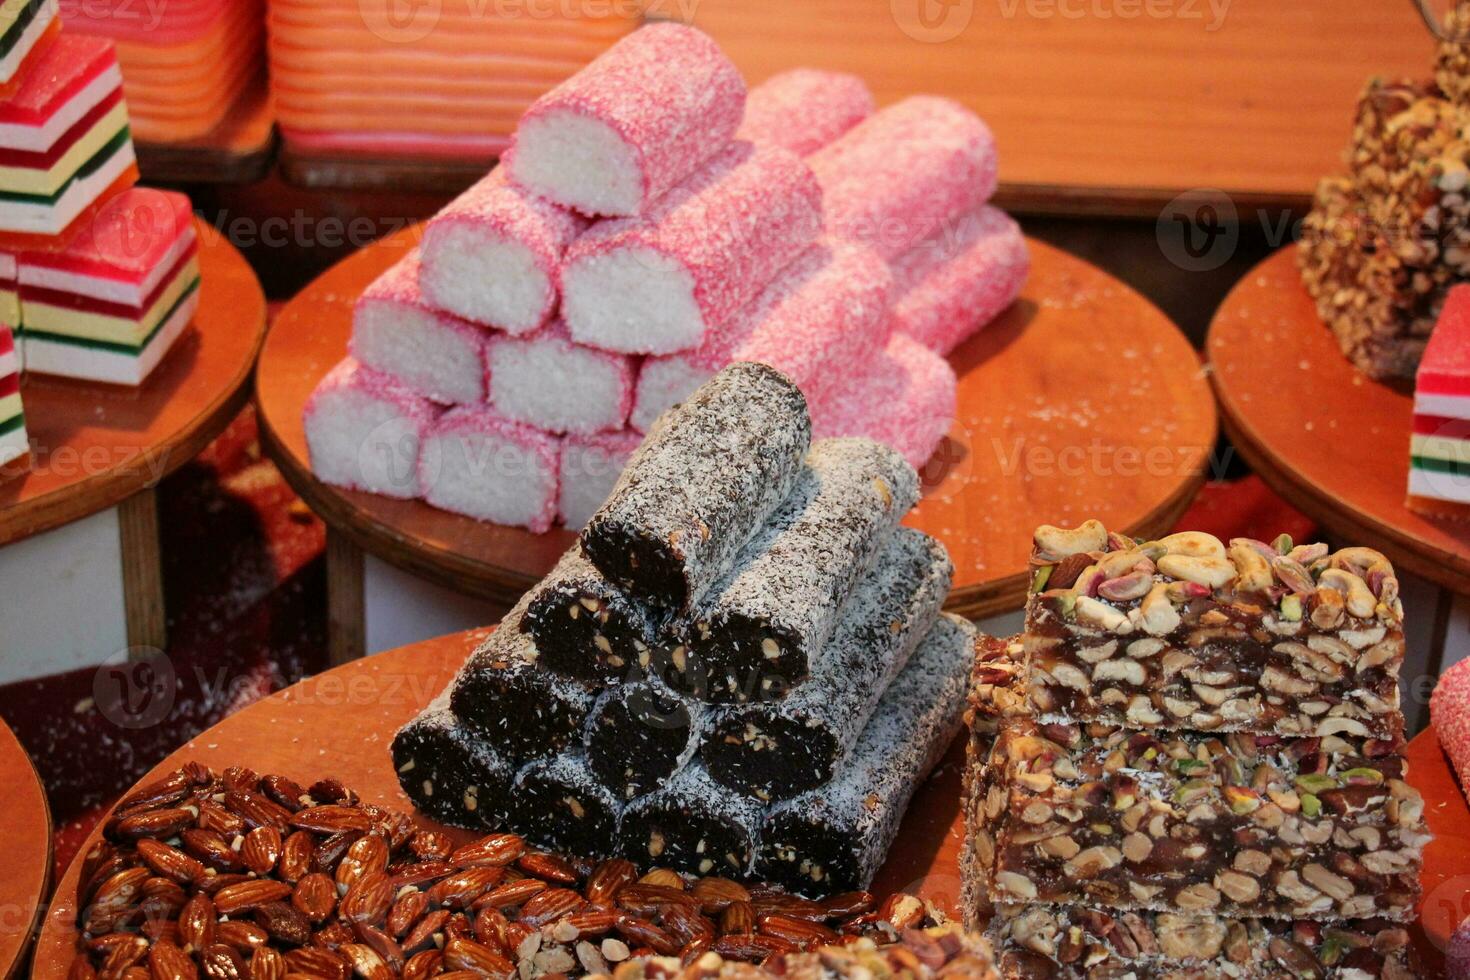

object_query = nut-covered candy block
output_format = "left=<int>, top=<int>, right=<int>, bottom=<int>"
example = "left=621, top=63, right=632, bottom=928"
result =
left=1024, top=523, right=1406, bottom=740
left=973, top=717, right=1426, bottom=921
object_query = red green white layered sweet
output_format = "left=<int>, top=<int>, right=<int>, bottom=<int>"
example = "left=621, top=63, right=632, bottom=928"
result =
left=1411, top=285, right=1470, bottom=504
left=0, top=325, right=26, bottom=465
left=0, top=0, right=57, bottom=84
left=20, top=187, right=198, bottom=384
left=0, top=34, right=136, bottom=236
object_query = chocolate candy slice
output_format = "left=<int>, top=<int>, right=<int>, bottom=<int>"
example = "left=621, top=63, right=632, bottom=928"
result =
left=391, top=693, right=514, bottom=829
left=584, top=675, right=708, bottom=801
left=505, top=749, right=623, bottom=859
left=619, top=761, right=763, bottom=879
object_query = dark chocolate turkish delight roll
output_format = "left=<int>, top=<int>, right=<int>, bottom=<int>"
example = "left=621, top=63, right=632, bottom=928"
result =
left=756, top=614, right=975, bottom=895
left=391, top=693, right=515, bottom=829
left=702, top=527, right=952, bottom=798
left=618, top=760, right=764, bottom=878
left=580, top=362, right=811, bottom=611
left=505, top=749, right=623, bottom=859
left=685, top=437, right=920, bottom=703
left=585, top=676, right=708, bottom=801
left=449, top=599, right=600, bottom=762
left=522, top=546, right=668, bottom=684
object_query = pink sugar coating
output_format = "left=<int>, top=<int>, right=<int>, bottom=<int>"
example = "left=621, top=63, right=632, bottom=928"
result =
left=672, top=238, right=891, bottom=404
left=351, top=250, right=493, bottom=367
left=809, top=332, right=957, bottom=470
left=736, top=68, right=875, bottom=157
left=564, top=427, right=642, bottom=457
left=889, top=205, right=1029, bottom=355
left=1450, top=915, right=1470, bottom=979
left=566, top=141, right=824, bottom=347
left=419, top=403, right=562, bottom=532
left=809, top=96, right=998, bottom=261
left=304, top=357, right=441, bottom=429
left=423, top=167, right=588, bottom=328
left=486, top=318, right=637, bottom=425
left=1433, top=657, right=1470, bottom=807
left=506, top=22, right=746, bottom=216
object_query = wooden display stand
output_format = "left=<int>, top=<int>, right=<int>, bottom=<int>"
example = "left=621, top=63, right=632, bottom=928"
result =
left=0, top=717, right=49, bottom=980
left=255, top=226, right=1217, bottom=662
left=1208, top=245, right=1470, bottom=729
left=0, top=221, right=267, bottom=678
left=134, top=77, right=277, bottom=186
left=27, top=630, right=1465, bottom=977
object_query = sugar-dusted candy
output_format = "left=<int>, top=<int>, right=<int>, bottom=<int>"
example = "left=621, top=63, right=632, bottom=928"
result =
left=418, top=404, right=560, bottom=532
left=391, top=692, right=516, bottom=829
left=618, top=760, right=763, bottom=879
left=487, top=319, right=635, bottom=434
left=304, top=357, right=439, bottom=499
left=506, top=749, right=623, bottom=859
left=736, top=68, right=874, bottom=157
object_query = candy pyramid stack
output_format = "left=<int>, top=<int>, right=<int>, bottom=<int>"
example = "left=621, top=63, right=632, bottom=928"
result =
left=62, top=0, right=264, bottom=142
left=305, top=22, right=1028, bottom=531
left=961, top=522, right=1428, bottom=977
left=393, top=362, right=978, bottom=894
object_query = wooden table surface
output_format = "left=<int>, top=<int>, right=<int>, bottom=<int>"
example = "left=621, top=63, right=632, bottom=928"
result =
left=281, top=1, right=1436, bottom=212
left=1207, top=245, right=1470, bottom=595
left=255, top=224, right=1217, bottom=619
left=0, top=221, right=268, bottom=547
left=29, top=630, right=1465, bottom=977
left=0, top=716, right=50, bottom=980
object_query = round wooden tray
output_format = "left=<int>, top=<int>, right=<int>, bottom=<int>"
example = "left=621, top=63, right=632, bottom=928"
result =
left=0, top=716, right=50, bottom=980
left=28, top=632, right=1462, bottom=977
left=1208, top=245, right=1470, bottom=594
left=0, top=219, right=269, bottom=546
left=256, top=227, right=1217, bottom=618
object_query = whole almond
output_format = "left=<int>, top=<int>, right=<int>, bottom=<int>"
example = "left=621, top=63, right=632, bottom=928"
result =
left=215, top=921, right=268, bottom=953
left=241, top=828, right=282, bottom=877
left=450, top=834, right=524, bottom=869
left=469, top=907, right=510, bottom=952
left=335, top=834, right=388, bottom=892
left=114, top=808, right=196, bottom=843
left=400, top=909, right=450, bottom=954
left=638, top=868, right=684, bottom=890
left=401, top=950, right=440, bottom=980
left=291, top=805, right=373, bottom=834
left=283, top=947, right=347, bottom=980
left=720, top=902, right=755, bottom=936
left=408, top=831, right=454, bottom=863
left=222, top=791, right=291, bottom=833
left=311, top=921, right=356, bottom=951
left=180, top=830, right=242, bottom=873
left=758, top=912, right=838, bottom=947
left=290, top=873, right=336, bottom=923
left=515, top=851, right=576, bottom=884
left=91, top=868, right=151, bottom=916
left=557, top=909, right=618, bottom=938
left=177, top=893, right=216, bottom=952
left=753, top=893, right=829, bottom=923
left=386, top=890, right=428, bottom=939
left=518, top=887, right=583, bottom=928
left=584, top=859, right=638, bottom=907
left=99, top=935, right=149, bottom=977
left=247, top=947, right=284, bottom=980
left=339, top=872, right=393, bottom=926
left=148, top=941, right=197, bottom=980
left=690, top=877, right=749, bottom=914
left=425, top=868, right=502, bottom=910
left=277, top=832, right=314, bottom=884
left=338, top=944, right=391, bottom=980
left=199, top=943, right=246, bottom=980
left=311, top=832, right=359, bottom=875
left=306, top=778, right=354, bottom=804
left=254, top=901, right=311, bottom=946
left=214, top=880, right=292, bottom=916
left=819, top=891, right=875, bottom=918
left=614, top=915, right=679, bottom=956
left=662, top=903, right=716, bottom=947
left=441, top=937, right=513, bottom=979
left=353, top=923, right=405, bottom=973
left=467, top=876, right=542, bottom=913
left=223, top=768, right=261, bottom=793
left=259, top=775, right=306, bottom=813
left=712, top=933, right=797, bottom=960
left=137, top=840, right=207, bottom=887
left=196, top=802, right=247, bottom=838
left=389, top=861, right=456, bottom=890
left=615, top=883, right=696, bottom=918
left=118, top=772, right=191, bottom=813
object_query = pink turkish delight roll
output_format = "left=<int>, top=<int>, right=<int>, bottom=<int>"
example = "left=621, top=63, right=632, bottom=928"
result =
left=418, top=405, right=561, bottom=532
left=303, top=357, right=441, bottom=499
left=1432, top=657, right=1470, bottom=798
left=736, top=68, right=875, bottom=157
left=630, top=239, right=892, bottom=432
left=889, top=205, right=1029, bottom=355
left=562, top=141, right=824, bottom=355
left=810, top=333, right=956, bottom=470
left=809, top=96, right=997, bottom=260
left=559, top=428, right=641, bottom=528
left=349, top=250, right=490, bottom=405
left=505, top=22, right=746, bottom=218
left=487, top=320, right=635, bottom=435
left=419, top=169, right=587, bottom=334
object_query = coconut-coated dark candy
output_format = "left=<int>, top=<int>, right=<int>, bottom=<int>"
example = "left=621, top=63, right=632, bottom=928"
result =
left=619, top=760, right=764, bottom=878
left=522, top=546, right=668, bottom=684
left=585, top=675, right=708, bottom=800
left=686, top=437, right=921, bottom=704
left=756, top=614, right=975, bottom=895
left=391, top=693, right=515, bottom=829
left=580, top=362, right=811, bottom=611
left=449, top=597, right=600, bottom=762
left=504, top=748, right=624, bottom=859
left=703, top=527, right=952, bottom=800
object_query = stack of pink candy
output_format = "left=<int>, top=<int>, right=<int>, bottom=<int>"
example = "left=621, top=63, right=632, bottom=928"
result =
left=304, top=24, right=1029, bottom=533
